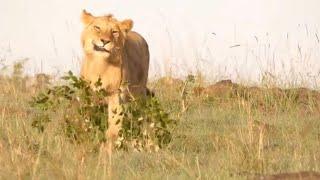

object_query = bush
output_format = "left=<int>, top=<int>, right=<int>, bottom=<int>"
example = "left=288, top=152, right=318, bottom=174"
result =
left=30, top=71, right=175, bottom=151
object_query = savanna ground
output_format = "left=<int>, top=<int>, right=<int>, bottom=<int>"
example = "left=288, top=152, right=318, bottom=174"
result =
left=0, top=63, right=320, bottom=179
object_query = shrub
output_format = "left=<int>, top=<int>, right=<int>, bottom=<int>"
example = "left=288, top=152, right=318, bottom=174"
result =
left=30, top=71, right=176, bottom=151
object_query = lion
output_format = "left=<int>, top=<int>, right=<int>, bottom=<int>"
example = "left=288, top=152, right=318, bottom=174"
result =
left=80, top=10, right=150, bottom=151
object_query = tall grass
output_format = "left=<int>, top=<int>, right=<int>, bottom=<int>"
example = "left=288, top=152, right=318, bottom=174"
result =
left=0, top=62, right=319, bottom=179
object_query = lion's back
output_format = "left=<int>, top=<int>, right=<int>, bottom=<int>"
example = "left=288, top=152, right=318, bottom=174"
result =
left=124, top=31, right=149, bottom=86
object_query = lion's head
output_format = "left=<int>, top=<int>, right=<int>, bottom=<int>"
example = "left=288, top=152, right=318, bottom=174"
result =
left=81, top=10, right=133, bottom=60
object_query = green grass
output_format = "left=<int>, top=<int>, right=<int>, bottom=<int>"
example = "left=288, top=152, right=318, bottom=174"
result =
left=0, top=73, right=320, bottom=179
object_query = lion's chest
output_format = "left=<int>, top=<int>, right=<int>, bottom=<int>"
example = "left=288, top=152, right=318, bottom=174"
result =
left=82, top=58, right=122, bottom=91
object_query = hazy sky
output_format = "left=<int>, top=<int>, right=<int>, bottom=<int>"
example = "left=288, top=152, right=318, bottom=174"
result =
left=1, top=0, right=320, bottom=84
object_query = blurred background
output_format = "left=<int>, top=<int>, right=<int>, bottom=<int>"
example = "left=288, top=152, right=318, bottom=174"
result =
left=1, top=0, right=320, bottom=86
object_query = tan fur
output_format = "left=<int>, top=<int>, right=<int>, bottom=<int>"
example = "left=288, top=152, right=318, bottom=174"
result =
left=80, top=10, right=149, bottom=148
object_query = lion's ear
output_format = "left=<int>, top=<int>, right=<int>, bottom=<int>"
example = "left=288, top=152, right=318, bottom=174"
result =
left=119, top=19, right=133, bottom=33
left=82, top=9, right=94, bottom=25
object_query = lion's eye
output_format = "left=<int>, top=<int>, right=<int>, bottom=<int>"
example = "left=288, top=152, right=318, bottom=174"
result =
left=94, top=26, right=101, bottom=31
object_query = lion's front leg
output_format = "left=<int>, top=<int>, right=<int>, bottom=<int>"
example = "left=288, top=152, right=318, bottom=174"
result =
left=104, top=93, right=124, bottom=178
left=106, top=94, right=124, bottom=149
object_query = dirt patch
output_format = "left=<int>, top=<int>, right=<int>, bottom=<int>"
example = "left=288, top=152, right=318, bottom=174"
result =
left=196, top=80, right=320, bottom=100
left=194, top=80, right=239, bottom=98
left=253, top=171, right=320, bottom=180
left=195, top=79, right=320, bottom=114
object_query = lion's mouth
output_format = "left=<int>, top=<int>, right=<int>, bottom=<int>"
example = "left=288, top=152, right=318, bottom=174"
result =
left=93, top=43, right=110, bottom=53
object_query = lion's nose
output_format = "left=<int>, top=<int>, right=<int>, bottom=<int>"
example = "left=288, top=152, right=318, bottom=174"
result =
left=101, top=39, right=111, bottom=45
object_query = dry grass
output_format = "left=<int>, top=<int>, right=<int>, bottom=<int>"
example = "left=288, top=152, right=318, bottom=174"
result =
left=0, top=71, right=320, bottom=179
